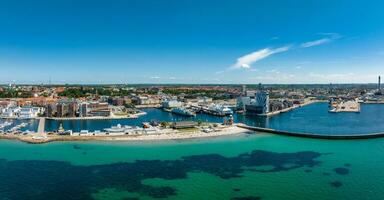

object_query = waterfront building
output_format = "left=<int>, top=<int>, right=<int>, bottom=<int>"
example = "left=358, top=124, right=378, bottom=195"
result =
left=256, top=91, right=270, bottom=113
left=108, top=97, right=126, bottom=106
left=19, top=106, right=43, bottom=118
left=45, top=104, right=56, bottom=117
left=0, top=106, right=20, bottom=118
left=68, top=102, right=77, bottom=117
left=236, top=96, right=251, bottom=110
left=79, top=102, right=88, bottom=117
left=162, top=100, right=182, bottom=108
left=56, top=103, right=68, bottom=117
left=88, top=102, right=111, bottom=117
left=245, top=90, right=257, bottom=97
left=269, top=99, right=293, bottom=112
left=197, top=97, right=213, bottom=105
left=245, top=91, right=270, bottom=115
left=133, top=96, right=161, bottom=105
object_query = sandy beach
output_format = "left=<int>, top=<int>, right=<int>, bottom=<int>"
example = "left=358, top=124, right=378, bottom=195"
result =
left=0, top=125, right=252, bottom=144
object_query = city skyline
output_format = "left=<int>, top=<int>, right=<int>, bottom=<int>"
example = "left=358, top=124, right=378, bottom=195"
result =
left=1, top=0, right=384, bottom=84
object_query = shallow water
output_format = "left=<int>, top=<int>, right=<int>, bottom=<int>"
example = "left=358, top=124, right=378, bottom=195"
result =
left=0, top=133, right=384, bottom=199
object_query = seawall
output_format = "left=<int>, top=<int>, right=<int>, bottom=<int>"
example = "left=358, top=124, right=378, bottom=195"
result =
left=237, top=123, right=384, bottom=140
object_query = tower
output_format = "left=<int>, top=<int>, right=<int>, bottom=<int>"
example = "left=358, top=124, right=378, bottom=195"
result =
left=379, top=76, right=381, bottom=92
left=242, top=85, right=246, bottom=96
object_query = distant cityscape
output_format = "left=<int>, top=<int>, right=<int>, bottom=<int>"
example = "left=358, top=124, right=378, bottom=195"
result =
left=0, top=76, right=383, bottom=120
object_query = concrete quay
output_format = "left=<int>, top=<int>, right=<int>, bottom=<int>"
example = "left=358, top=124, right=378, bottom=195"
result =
left=237, top=124, right=384, bottom=140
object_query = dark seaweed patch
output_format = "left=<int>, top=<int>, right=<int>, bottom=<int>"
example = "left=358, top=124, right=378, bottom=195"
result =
left=0, top=150, right=322, bottom=199
left=233, top=188, right=241, bottom=192
left=334, top=167, right=349, bottom=175
left=73, top=145, right=82, bottom=150
left=344, top=163, right=351, bottom=167
left=322, top=172, right=330, bottom=176
left=330, top=181, right=343, bottom=188
left=304, top=169, right=312, bottom=173
left=231, top=196, right=261, bottom=200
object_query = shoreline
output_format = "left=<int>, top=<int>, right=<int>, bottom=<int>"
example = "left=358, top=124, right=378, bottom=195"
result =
left=0, top=125, right=252, bottom=144
left=261, top=99, right=325, bottom=117
left=0, top=111, right=147, bottom=121
left=238, top=123, right=384, bottom=140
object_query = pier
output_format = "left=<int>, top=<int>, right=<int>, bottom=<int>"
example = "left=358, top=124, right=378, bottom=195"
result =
left=37, top=118, right=46, bottom=134
left=329, top=100, right=360, bottom=113
left=237, top=123, right=384, bottom=140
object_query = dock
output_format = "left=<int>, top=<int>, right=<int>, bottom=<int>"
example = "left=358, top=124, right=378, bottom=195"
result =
left=237, top=123, right=384, bottom=140
left=260, top=100, right=321, bottom=117
left=37, top=118, right=46, bottom=134
left=329, top=100, right=360, bottom=113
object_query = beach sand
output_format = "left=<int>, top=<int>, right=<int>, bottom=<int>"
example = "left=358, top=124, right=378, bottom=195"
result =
left=0, top=125, right=253, bottom=144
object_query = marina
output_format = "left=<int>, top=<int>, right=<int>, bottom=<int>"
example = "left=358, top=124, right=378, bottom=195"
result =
left=1, top=102, right=384, bottom=142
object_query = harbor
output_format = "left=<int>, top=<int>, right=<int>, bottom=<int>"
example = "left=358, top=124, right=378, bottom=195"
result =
left=1, top=102, right=384, bottom=143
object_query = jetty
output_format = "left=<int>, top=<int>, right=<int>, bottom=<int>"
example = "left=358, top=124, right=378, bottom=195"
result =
left=329, top=100, right=360, bottom=113
left=237, top=124, right=384, bottom=139
left=260, top=99, right=323, bottom=117
left=37, top=118, right=46, bottom=134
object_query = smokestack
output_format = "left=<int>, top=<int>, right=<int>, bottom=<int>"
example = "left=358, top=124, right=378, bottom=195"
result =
left=379, top=76, right=382, bottom=91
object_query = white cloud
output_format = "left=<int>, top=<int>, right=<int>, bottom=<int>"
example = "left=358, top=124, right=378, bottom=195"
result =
left=215, top=70, right=226, bottom=74
left=301, top=33, right=340, bottom=48
left=295, top=66, right=302, bottom=69
left=301, top=38, right=331, bottom=48
left=232, top=46, right=290, bottom=69
left=309, top=72, right=355, bottom=80
left=248, top=72, right=295, bottom=82
left=266, top=69, right=280, bottom=74
left=150, top=76, right=160, bottom=79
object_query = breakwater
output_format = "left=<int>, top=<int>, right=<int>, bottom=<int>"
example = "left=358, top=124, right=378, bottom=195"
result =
left=237, top=124, right=384, bottom=139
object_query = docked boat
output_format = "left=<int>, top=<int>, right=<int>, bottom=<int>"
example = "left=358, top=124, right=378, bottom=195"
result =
left=171, top=107, right=196, bottom=117
left=104, top=124, right=128, bottom=135
left=204, top=104, right=233, bottom=116
left=0, top=121, right=13, bottom=129
left=104, top=124, right=144, bottom=135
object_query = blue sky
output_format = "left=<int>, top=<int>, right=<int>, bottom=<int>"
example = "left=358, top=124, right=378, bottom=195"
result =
left=1, top=0, right=384, bottom=84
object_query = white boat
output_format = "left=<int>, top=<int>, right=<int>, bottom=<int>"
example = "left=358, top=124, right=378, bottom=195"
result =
left=1, top=121, right=13, bottom=127
left=79, top=130, right=89, bottom=135
left=104, top=124, right=141, bottom=135
left=171, top=107, right=196, bottom=117
left=205, top=104, right=233, bottom=116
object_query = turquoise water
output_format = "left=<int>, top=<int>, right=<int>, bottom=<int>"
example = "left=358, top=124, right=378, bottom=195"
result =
left=45, top=103, right=384, bottom=135
left=267, top=103, right=384, bottom=135
left=0, top=133, right=384, bottom=199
